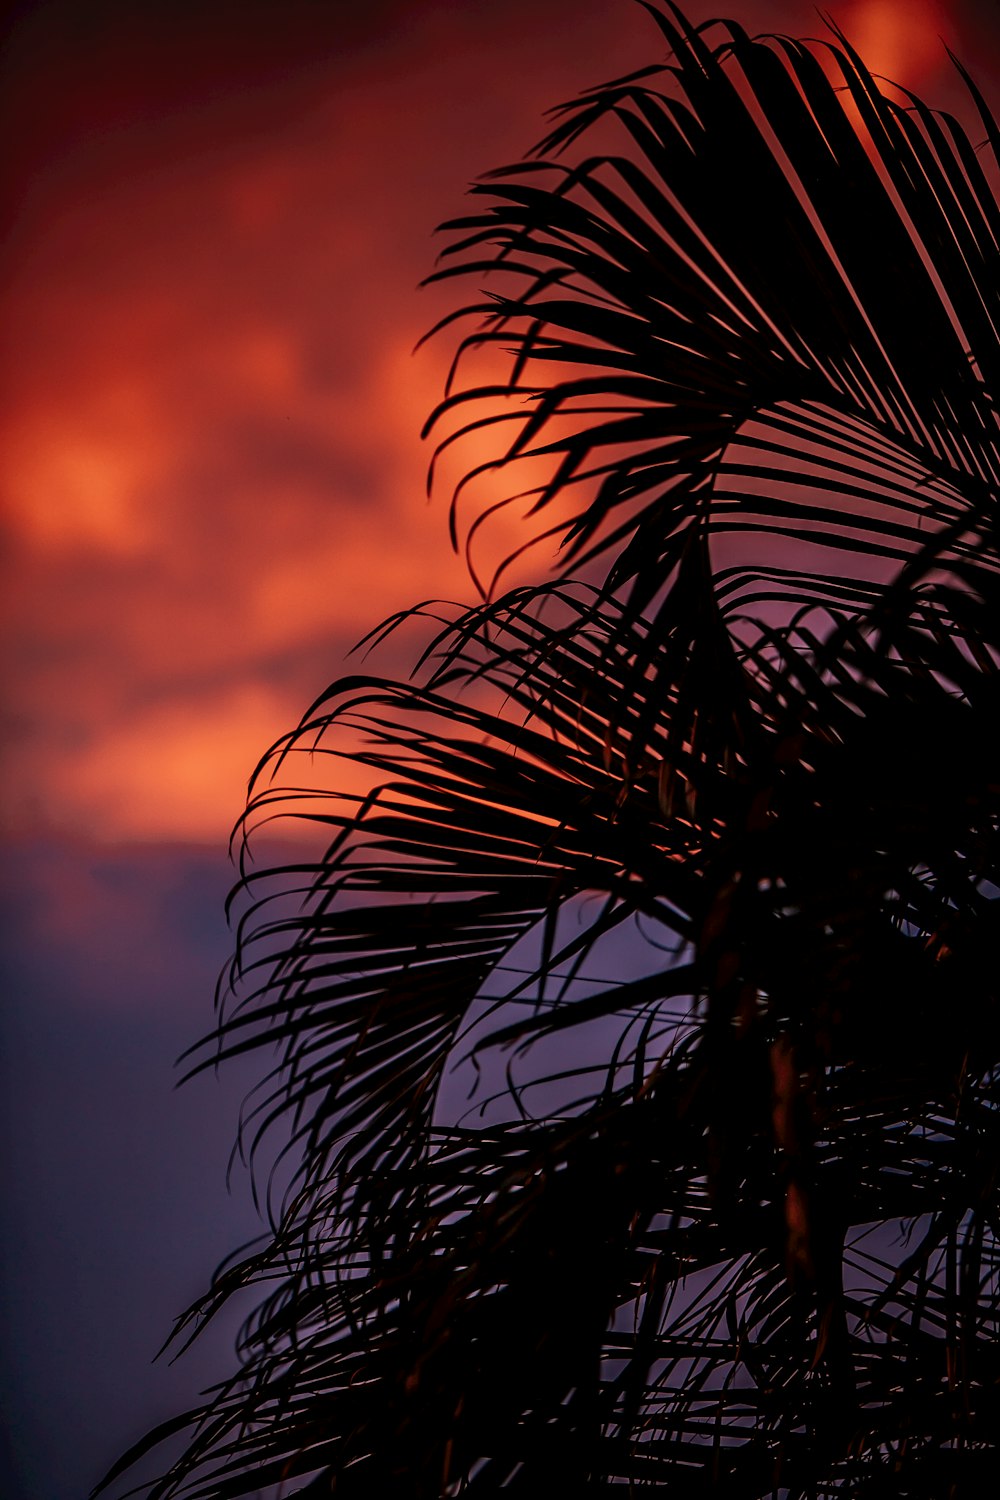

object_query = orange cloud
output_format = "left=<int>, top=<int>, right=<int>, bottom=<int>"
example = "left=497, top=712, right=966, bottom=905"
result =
left=5, top=386, right=170, bottom=556
left=834, top=0, right=951, bottom=88
left=1, top=0, right=991, bottom=845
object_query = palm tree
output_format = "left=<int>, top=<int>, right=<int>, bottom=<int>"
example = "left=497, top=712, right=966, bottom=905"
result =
left=103, top=3, right=1000, bottom=1495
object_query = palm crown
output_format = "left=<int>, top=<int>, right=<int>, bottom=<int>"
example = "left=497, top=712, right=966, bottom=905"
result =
left=103, top=4, right=1000, bottom=1496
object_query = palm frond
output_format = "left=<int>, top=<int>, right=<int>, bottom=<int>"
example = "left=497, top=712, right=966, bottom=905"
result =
left=100, top=5, right=1000, bottom=1497
left=108, top=563, right=1000, bottom=1497
left=424, top=2, right=1000, bottom=613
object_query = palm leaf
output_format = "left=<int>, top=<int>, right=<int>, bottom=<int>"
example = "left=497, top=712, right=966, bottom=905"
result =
left=107, top=566, right=1000, bottom=1497
left=99, top=5, right=1000, bottom=1497
left=424, top=2, right=1000, bottom=612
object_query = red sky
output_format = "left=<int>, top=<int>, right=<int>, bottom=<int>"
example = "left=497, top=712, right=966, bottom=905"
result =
left=2, top=0, right=998, bottom=842
left=2, top=6, right=999, bottom=1497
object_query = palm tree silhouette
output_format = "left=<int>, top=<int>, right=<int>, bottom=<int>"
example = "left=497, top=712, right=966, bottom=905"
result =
left=103, top=4, right=1000, bottom=1495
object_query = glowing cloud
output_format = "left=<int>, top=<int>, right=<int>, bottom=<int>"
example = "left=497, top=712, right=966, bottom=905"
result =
left=1, top=0, right=989, bottom=844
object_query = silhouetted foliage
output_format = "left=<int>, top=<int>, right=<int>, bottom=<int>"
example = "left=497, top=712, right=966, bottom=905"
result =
left=102, top=4, right=1000, bottom=1495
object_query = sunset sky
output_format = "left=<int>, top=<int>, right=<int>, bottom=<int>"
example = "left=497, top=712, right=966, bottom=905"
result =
left=2, top=0, right=998, bottom=1495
